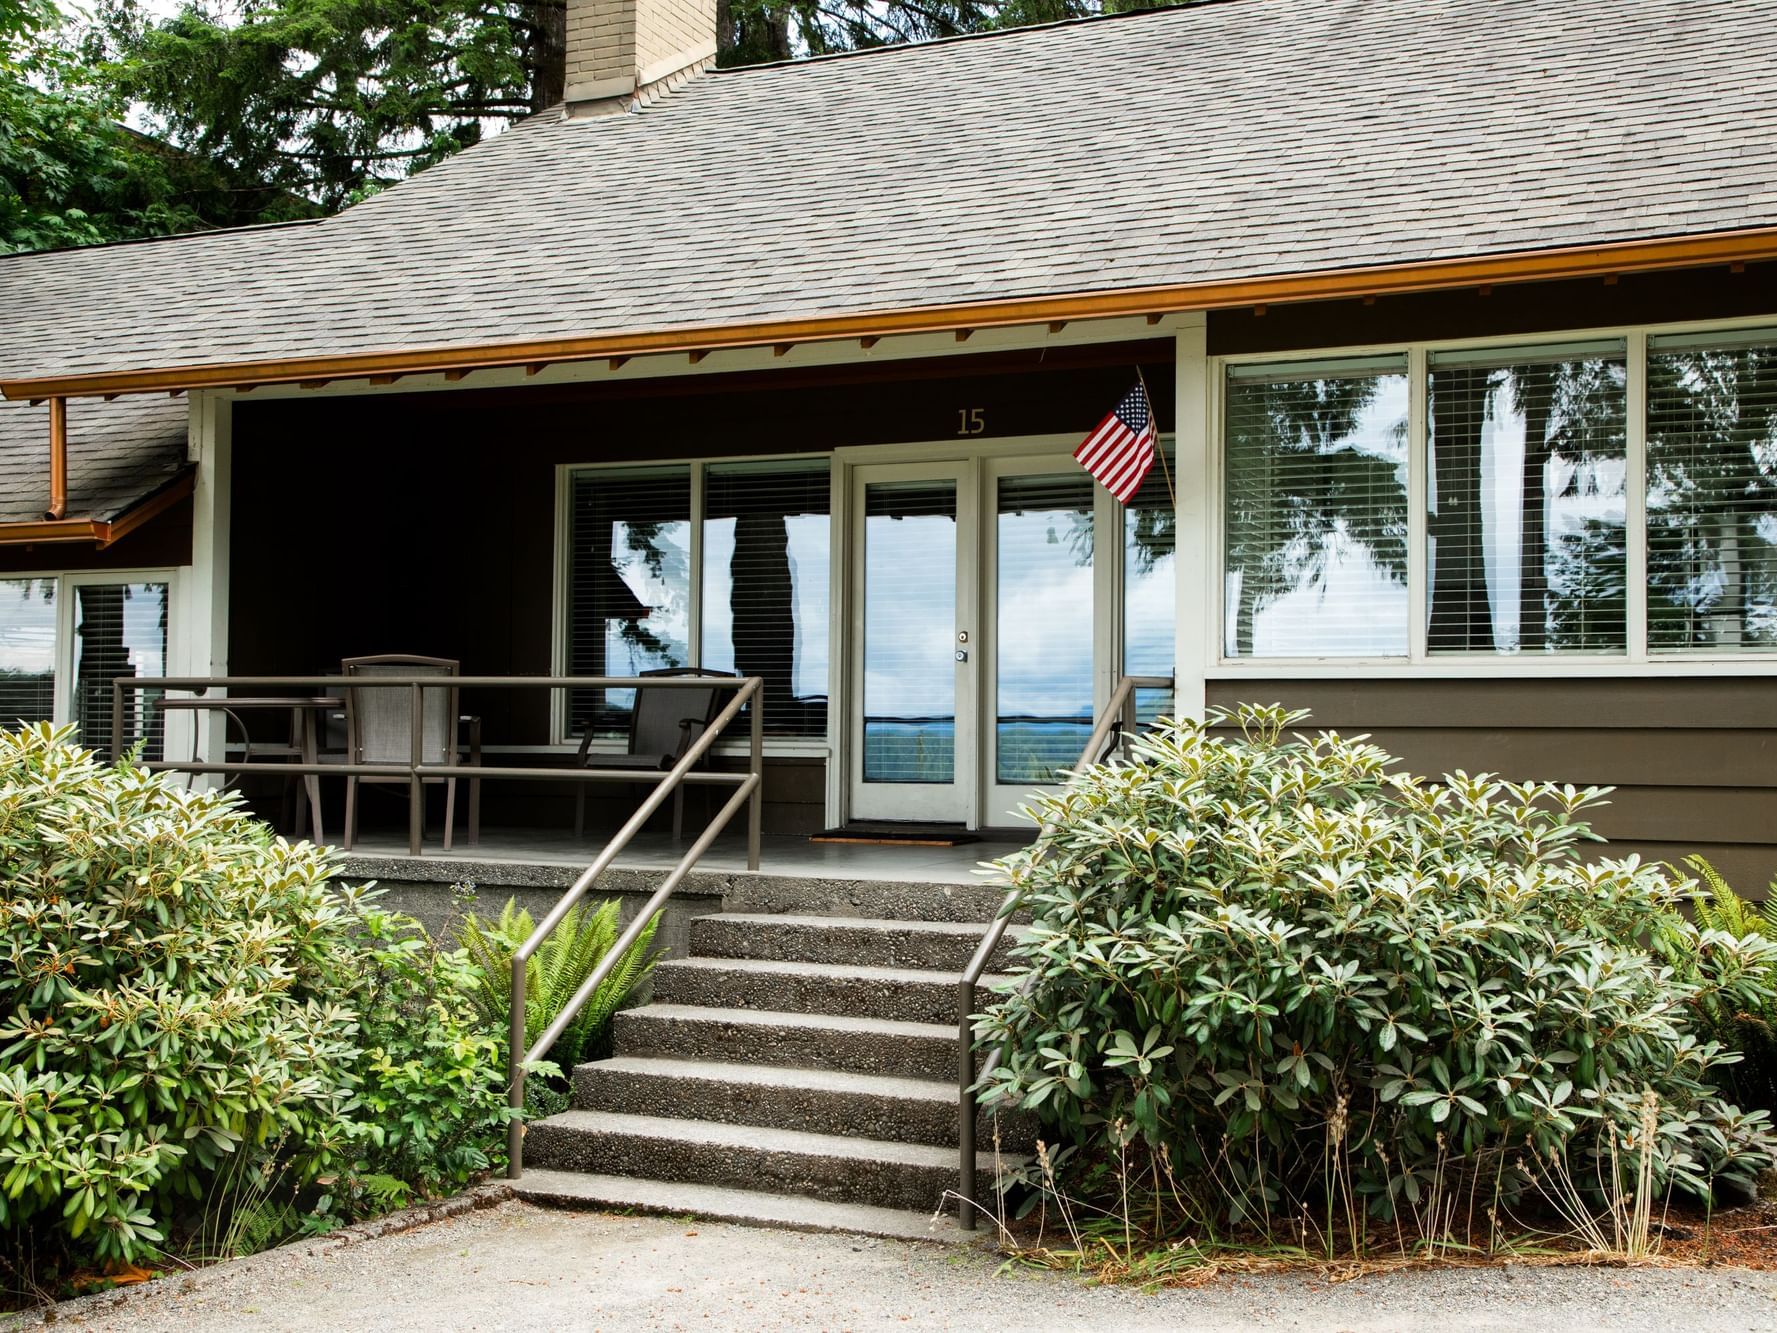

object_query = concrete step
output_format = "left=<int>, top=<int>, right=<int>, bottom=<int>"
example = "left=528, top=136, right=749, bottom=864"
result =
left=689, top=912, right=1022, bottom=972
left=571, top=1055, right=1034, bottom=1148
left=523, top=1109, right=1010, bottom=1214
left=613, top=1003, right=957, bottom=1080
left=720, top=874, right=1020, bottom=925
left=510, top=1168, right=979, bottom=1244
left=652, top=955, right=1013, bottom=1026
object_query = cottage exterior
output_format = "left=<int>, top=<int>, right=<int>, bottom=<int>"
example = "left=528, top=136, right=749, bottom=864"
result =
left=2, top=0, right=1777, bottom=1227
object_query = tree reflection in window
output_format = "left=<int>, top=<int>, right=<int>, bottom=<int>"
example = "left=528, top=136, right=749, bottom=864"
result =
left=1224, top=365, right=1408, bottom=658
left=1648, top=337, right=1777, bottom=651
left=1427, top=348, right=1627, bottom=654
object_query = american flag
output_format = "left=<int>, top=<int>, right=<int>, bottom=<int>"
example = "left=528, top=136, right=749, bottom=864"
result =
left=1074, top=381, right=1156, bottom=503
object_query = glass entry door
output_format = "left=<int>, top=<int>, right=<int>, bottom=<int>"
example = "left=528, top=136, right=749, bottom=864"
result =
left=848, top=462, right=977, bottom=823
left=981, top=458, right=1099, bottom=825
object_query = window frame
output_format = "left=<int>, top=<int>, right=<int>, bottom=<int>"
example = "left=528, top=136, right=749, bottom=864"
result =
left=0, top=567, right=181, bottom=737
left=553, top=453, right=834, bottom=753
left=1209, top=316, right=1777, bottom=677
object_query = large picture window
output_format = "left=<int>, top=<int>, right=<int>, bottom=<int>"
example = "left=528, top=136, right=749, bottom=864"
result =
left=1427, top=344, right=1627, bottom=655
left=1220, top=325, right=1777, bottom=666
left=1224, top=358, right=1410, bottom=658
left=564, top=458, right=830, bottom=743
left=1647, top=331, right=1777, bottom=652
left=701, top=462, right=830, bottom=739
left=0, top=575, right=170, bottom=758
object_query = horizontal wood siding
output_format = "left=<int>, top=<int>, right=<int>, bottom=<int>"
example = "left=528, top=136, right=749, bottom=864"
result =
left=1206, top=679, right=1777, bottom=892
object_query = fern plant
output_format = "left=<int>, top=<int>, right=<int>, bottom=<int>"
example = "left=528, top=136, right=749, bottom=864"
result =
left=1684, top=855, right=1777, bottom=1117
left=459, top=897, right=660, bottom=1069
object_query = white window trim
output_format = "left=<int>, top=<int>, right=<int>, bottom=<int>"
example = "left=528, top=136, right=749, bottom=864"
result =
left=553, top=451, right=835, bottom=755
left=1209, top=313, right=1777, bottom=678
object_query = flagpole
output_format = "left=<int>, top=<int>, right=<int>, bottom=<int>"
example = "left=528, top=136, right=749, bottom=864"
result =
left=1134, top=365, right=1177, bottom=513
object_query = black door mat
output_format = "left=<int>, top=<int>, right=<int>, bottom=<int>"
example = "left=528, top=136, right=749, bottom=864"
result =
left=811, top=824, right=980, bottom=847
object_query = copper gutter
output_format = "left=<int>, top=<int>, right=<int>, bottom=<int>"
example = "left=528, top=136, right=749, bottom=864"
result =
left=46, top=397, right=67, bottom=519
left=4, top=226, right=1776, bottom=402
left=0, top=469, right=194, bottom=547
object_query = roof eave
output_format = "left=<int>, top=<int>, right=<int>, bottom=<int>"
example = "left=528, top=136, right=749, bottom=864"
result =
left=6, top=225, right=1777, bottom=402
left=0, top=468, right=195, bottom=548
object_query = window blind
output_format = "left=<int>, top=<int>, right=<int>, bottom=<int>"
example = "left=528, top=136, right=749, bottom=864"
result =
left=0, top=578, right=56, bottom=731
left=995, top=473, right=1095, bottom=783
left=1123, top=445, right=1174, bottom=724
left=1223, top=361, right=1410, bottom=658
left=567, top=467, right=692, bottom=738
left=701, top=461, right=830, bottom=738
left=1646, top=334, right=1777, bottom=652
left=1426, top=345, right=1627, bottom=654
left=861, top=480, right=956, bottom=784
left=72, top=582, right=169, bottom=760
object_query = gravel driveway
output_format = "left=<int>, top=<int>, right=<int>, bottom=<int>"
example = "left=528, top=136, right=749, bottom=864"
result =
left=17, top=1199, right=1777, bottom=1332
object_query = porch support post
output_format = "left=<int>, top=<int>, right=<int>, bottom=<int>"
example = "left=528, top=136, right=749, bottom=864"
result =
left=181, top=393, right=233, bottom=777
left=1173, top=317, right=1210, bottom=720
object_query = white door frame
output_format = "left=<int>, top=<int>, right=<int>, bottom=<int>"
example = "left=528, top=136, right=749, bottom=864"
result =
left=826, top=434, right=1119, bottom=830
left=844, top=457, right=979, bottom=824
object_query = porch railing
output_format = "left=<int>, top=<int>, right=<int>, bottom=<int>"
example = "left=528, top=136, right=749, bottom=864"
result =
left=107, top=674, right=764, bottom=865
left=954, top=673, right=1173, bottom=1228
left=107, top=672, right=765, bottom=1184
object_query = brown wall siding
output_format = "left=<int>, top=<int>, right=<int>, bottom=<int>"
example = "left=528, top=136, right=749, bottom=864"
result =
left=1206, top=679, right=1777, bottom=891
left=228, top=347, right=1167, bottom=835
left=1208, top=262, right=1777, bottom=357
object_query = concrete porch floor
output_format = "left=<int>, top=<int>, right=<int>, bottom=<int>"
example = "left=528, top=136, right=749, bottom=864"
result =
left=334, top=826, right=1027, bottom=888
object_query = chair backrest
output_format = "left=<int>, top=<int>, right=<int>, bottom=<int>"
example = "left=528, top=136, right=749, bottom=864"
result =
left=343, top=655, right=459, bottom=766
left=628, top=668, right=735, bottom=767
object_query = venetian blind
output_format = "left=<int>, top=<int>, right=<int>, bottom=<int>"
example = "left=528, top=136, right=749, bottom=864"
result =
left=1426, top=342, right=1627, bottom=655
left=72, top=582, right=169, bottom=760
left=0, top=579, right=56, bottom=731
left=567, top=467, right=692, bottom=739
left=1223, top=359, right=1410, bottom=659
left=1646, top=329, right=1777, bottom=652
left=701, top=461, right=831, bottom=738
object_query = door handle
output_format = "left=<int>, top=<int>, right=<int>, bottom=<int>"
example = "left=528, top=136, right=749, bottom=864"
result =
left=955, top=649, right=969, bottom=662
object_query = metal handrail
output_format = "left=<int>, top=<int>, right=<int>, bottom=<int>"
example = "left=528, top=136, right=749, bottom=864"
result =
left=506, top=674, right=763, bottom=1179
left=954, top=673, right=1173, bottom=1228
left=108, top=674, right=765, bottom=860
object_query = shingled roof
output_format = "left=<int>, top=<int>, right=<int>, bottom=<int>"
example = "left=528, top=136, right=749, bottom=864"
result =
left=3, top=0, right=1776, bottom=514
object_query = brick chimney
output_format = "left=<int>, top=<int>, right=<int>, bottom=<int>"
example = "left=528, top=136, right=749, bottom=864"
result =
left=564, top=0, right=718, bottom=112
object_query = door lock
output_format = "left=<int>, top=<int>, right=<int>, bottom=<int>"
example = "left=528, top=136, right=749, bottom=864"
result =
left=955, top=649, right=969, bottom=662
left=957, top=630, right=969, bottom=643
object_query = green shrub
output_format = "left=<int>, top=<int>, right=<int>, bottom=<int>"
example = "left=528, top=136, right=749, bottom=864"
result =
left=0, top=724, right=516, bottom=1275
left=977, top=705, right=1777, bottom=1231
left=1679, top=856, right=1777, bottom=1117
left=460, top=896, right=658, bottom=1070
left=345, top=903, right=511, bottom=1206
left=0, top=723, right=361, bottom=1264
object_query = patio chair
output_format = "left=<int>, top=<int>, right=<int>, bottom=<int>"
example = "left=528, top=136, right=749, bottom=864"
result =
left=574, top=667, right=735, bottom=842
left=341, top=654, right=481, bottom=851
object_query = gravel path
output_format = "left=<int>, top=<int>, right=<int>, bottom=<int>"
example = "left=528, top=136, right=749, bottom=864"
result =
left=19, top=1200, right=1777, bottom=1332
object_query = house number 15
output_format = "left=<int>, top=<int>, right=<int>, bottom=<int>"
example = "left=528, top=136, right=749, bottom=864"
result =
left=956, top=407, right=985, bottom=436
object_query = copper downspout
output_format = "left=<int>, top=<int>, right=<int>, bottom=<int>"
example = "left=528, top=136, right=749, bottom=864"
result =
left=46, top=397, right=67, bottom=520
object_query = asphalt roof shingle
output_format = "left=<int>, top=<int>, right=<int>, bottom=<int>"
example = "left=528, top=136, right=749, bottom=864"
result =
left=3, top=0, right=1776, bottom=517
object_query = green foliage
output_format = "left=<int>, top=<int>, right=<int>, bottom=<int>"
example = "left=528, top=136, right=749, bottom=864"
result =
left=345, top=902, right=512, bottom=1203
left=1, top=0, right=307, bottom=254
left=0, top=722, right=361, bottom=1265
left=1680, top=856, right=1777, bottom=1117
left=460, top=896, right=658, bottom=1070
left=977, top=705, right=1777, bottom=1232
left=0, top=723, right=514, bottom=1275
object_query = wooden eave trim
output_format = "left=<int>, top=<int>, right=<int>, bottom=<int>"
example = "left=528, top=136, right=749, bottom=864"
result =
left=0, top=468, right=195, bottom=548
left=6, top=226, right=1777, bottom=401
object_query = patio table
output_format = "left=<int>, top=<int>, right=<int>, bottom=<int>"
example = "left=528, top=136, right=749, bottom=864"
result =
left=156, top=695, right=343, bottom=842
